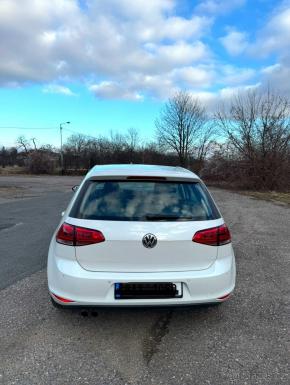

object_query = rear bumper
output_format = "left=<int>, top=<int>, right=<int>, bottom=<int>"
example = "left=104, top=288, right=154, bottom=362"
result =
left=47, top=248, right=236, bottom=307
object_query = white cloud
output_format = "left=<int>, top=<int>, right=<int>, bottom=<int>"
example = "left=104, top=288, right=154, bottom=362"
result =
left=260, top=59, right=290, bottom=95
left=159, top=15, right=211, bottom=40
left=89, top=82, right=143, bottom=101
left=172, top=66, right=215, bottom=88
left=241, top=2, right=290, bottom=97
left=218, top=83, right=260, bottom=99
left=0, top=0, right=213, bottom=98
left=157, top=41, right=209, bottom=65
left=128, top=73, right=178, bottom=99
left=93, top=0, right=175, bottom=20
left=136, top=15, right=212, bottom=42
left=42, top=84, right=76, bottom=96
left=220, top=65, right=255, bottom=85
left=250, top=3, right=290, bottom=57
left=220, top=29, right=248, bottom=56
left=188, top=83, right=261, bottom=113
left=261, top=63, right=281, bottom=74
left=190, top=90, right=216, bottom=105
left=196, top=0, right=246, bottom=15
left=1, top=0, right=289, bottom=102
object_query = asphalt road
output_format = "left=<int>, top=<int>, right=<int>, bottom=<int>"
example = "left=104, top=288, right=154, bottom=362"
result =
left=0, top=177, right=289, bottom=385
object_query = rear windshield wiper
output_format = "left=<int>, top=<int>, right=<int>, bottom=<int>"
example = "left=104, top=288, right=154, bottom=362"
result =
left=145, top=214, right=193, bottom=221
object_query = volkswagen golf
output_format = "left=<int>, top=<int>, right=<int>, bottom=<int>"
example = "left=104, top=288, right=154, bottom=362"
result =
left=47, top=164, right=236, bottom=307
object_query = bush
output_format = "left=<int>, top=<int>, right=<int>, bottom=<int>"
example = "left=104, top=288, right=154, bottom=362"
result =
left=201, top=156, right=290, bottom=191
left=26, top=151, right=55, bottom=174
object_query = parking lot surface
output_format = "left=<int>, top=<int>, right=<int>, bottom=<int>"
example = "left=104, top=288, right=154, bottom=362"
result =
left=0, top=176, right=289, bottom=385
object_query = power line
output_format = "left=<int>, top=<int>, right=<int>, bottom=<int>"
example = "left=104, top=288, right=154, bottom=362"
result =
left=0, top=125, right=100, bottom=147
left=0, top=126, right=57, bottom=131
left=0, top=126, right=98, bottom=138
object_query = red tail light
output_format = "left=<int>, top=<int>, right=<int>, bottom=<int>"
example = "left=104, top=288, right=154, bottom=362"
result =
left=56, top=223, right=105, bottom=246
left=192, top=224, right=231, bottom=246
left=56, top=223, right=74, bottom=246
left=75, top=226, right=105, bottom=246
left=218, top=224, right=231, bottom=245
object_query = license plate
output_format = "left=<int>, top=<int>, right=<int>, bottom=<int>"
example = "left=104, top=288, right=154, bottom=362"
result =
left=114, top=282, right=182, bottom=299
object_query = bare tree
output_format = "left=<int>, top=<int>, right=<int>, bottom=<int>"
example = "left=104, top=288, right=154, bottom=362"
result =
left=64, top=134, right=88, bottom=170
left=16, top=136, right=30, bottom=154
left=193, top=124, right=216, bottom=171
left=155, top=91, right=207, bottom=167
left=31, top=138, right=37, bottom=150
left=126, top=127, right=140, bottom=151
left=109, top=130, right=126, bottom=152
left=125, top=128, right=140, bottom=163
left=65, top=134, right=87, bottom=154
left=215, top=88, right=290, bottom=189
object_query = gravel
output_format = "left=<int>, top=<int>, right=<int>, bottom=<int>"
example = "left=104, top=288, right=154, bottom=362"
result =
left=0, top=178, right=289, bottom=385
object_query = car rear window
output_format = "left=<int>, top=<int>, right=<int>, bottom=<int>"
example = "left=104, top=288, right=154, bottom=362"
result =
left=69, top=180, right=220, bottom=221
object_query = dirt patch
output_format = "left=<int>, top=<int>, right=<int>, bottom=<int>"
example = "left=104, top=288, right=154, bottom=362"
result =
left=0, top=175, right=82, bottom=203
left=206, top=182, right=290, bottom=206
left=240, top=191, right=290, bottom=206
left=0, top=186, right=27, bottom=200
left=142, top=311, right=173, bottom=365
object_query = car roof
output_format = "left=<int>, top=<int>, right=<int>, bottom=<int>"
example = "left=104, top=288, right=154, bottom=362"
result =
left=86, top=164, right=200, bottom=180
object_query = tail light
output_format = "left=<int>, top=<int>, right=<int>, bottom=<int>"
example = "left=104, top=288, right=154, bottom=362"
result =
left=56, top=223, right=74, bottom=246
left=56, top=223, right=105, bottom=246
left=193, top=224, right=231, bottom=246
left=75, top=226, right=105, bottom=246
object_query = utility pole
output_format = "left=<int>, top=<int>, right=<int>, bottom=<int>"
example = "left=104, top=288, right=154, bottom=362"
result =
left=59, top=121, right=70, bottom=174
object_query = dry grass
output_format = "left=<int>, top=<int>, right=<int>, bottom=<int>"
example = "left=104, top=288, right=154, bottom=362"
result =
left=0, top=166, right=86, bottom=176
left=0, top=166, right=26, bottom=175
left=239, top=191, right=290, bottom=206
left=206, top=181, right=290, bottom=206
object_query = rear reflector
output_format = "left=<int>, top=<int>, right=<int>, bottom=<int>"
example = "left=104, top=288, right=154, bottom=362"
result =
left=217, top=293, right=232, bottom=301
left=56, top=223, right=105, bottom=246
left=51, top=293, right=75, bottom=303
left=192, top=224, right=231, bottom=246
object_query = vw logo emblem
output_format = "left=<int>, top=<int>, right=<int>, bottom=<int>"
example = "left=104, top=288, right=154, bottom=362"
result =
left=142, top=233, right=157, bottom=248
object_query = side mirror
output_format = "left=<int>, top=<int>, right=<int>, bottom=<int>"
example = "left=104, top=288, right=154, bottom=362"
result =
left=72, top=185, right=79, bottom=192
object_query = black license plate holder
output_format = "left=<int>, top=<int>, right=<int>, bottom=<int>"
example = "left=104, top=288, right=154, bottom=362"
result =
left=114, top=282, right=182, bottom=299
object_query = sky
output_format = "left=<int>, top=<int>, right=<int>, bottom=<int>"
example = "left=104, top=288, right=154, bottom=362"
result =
left=0, top=0, right=290, bottom=148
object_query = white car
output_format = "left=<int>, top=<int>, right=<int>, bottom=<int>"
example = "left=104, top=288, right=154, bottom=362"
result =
left=48, top=164, right=236, bottom=307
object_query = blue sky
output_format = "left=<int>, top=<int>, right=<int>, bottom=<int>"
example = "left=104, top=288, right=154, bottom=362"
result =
left=0, top=0, right=289, bottom=148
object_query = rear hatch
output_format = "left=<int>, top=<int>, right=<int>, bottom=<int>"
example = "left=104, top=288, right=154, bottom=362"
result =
left=68, top=178, right=222, bottom=273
